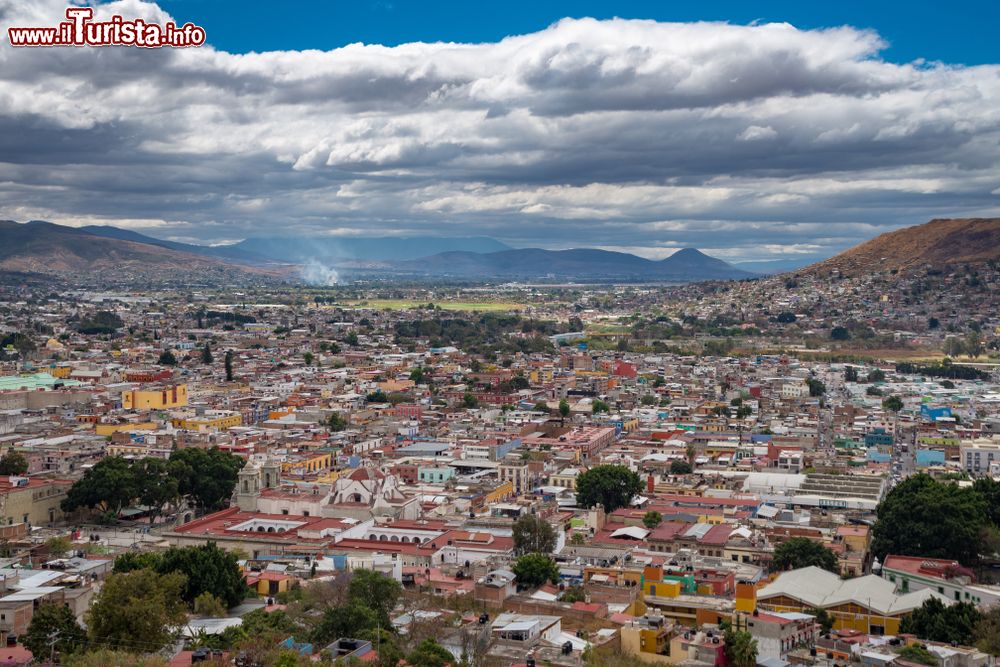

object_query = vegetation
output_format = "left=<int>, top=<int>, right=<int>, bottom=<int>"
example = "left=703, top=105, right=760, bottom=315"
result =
left=62, top=449, right=244, bottom=519
left=642, top=510, right=663, bottom=529
left=896, top=362, right=988, bottom=381
left=113, top=542, right=246, bottom=607
left=512, top=553, right=560, bottom=587
left=723, top=625, right=759, bottom=667
left=157, top=350, right=177, bottom=366
left=670, top=459, right=692, bottom=475
left=897, top=644, right=939, bottom=666
left=512, top=513, right=556, bottom=556
left=86, top=569, right=188, bottom=651
left=0, top=450, right=28, bottom=475
left=900, top=598, right=981, bottom=646
left=575, top=465, right=643, bottom=513
left=24, top=603, right=87, bottom=659
left=771, top=537, right=839, bottom=573
left=871, top=474, right=990, bottom=566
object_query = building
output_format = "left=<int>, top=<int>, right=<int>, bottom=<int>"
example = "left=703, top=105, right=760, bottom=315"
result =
left=960, top=438, right=1000, bottom=475
left=882, top=555, right=1000, bottom=607
left=755, top=566, right=948, bottom=635
left=122, top=384, right=188, bottom=410
left=0, top=476, right=72, bottom=526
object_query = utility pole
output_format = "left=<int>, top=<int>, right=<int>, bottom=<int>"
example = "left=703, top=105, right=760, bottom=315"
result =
left=46, top=629, right=61, bottom=666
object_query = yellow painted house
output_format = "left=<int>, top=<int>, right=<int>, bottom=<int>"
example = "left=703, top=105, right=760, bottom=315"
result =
left=95, top=422, right=157, bottom=436
left=123, top=385, right=188, bottom=410
left=171, top=411, right=241, bottom=431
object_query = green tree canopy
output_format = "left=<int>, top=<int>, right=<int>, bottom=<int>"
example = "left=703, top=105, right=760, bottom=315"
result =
left=24, top=603, right=87, bottom=659
left=168, top=446, right=244, bottom=511
left=670, top=459, right=693, bottom=475
left=723, top=627, right=758, bottom=667
left=407, top=639, right=454, bottom=667
left=575, top=465, right=643, bottom=513
left=347, top=568, right=402, bottom=627
left=882, top=395, right=904, bottom=413
left=900, top=598, right=981, bottom=645
left=0, top=451, right=28, bottom=475
left=871, top=474, right=988, bottom=566
left=87, top=569, right=188, bottom=652
left=157, top=542, right=246, bottom=608
left=512, top=553, right=560, bottom=587
left=642, top=511, right=663, bottom=529
left=158, top=350, right=177, bottom=366
left=771, top=537, right=839, bottom=573
left=512, top=513, right=556, bottom=556
left=62, top=456, right=138, bottom=515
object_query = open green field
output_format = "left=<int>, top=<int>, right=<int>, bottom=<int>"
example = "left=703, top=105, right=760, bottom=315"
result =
left=341, top=300, right=524, bottom=311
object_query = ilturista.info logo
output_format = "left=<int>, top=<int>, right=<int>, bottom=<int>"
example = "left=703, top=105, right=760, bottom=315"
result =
left=8, top=7, right=206, bottom=47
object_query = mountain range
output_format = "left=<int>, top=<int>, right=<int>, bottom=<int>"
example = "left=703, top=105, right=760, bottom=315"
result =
left=6, top=217, right=996, bottom=284
left=0, top=220, right=754, bottom=282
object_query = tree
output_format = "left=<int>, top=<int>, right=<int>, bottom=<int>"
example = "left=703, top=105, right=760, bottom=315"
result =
left=871, top=474, right=988, bottom=566
left=462, top=392, right=479, bottom=409
left=87, top=569, right=188, bottom=651
left=974, top=606, right=1000, bottom=656
left=723, top=627, right=758, bottom=667
left=533, top=401, right=550, bottom=413
left=62, top=456, right=137, bottom=516
left=168, top=447, right=244, bottom=512
left=575, top=465, right=643, bottom=513
left=810, top=607, right=835, bottom=635
left=194, top=591, right=227, bottom=617
left=882, top=396, right=904, bottom=413
left=965, top=332, right=983, bottom=358
left=407, top=639, right=454, bottom=667
left=928, top=317, right=940, bottom=329
left=559, top=399, right=570, bottom=421
left=312, top=601, right=379, bottom=645
left=775, top=312, right=797, bottom=324
left=326, top=412, right=348, bottom=432
left=46, top=535, right=71, bottom=558
left=592, top=399, right=611, bottom=414
left=157, top=542, right=246, bottom=607
left=772, top=537, right=839, bottom=573
left=512, top=553, right=560, bottom=587
left=642, top=511, right=663, bottom=529
left=806, top=378, right=826, bottom=397
left=347, top=568, right=402, bottom=627
left=670, top=459, right=693, bottom=475
left=0, top=451, right=28, bottom=475
left=224, top=349, right=234, bottom=381
left=844, top=366, right=859, bottom=382
left=201, top=344, right=213, bottom=365
left=409, top=367, right=425, bottom=384
left=158, top=350, right=177, bottom=366
left=134, top=457, right=178, bottom=524
left=570, top=533, right=587, bottom=546
left=62, top=650, right=168, bottom=667
left=24, top=602, right=87, bottom=659
left=345, top=332, right=359, bottom=346
left=113, top=551, right=163, bottom=573
left=868, top=369, right=886, bottom=382
left=830, top=326, right=850, bottom=341
left=303, top=351, right=314, bottom=366
left=900, top=598, right=981, bottom=645
left=973, top=477, right=1000, bottom=527
left=512, top=513, right=556, bottom=556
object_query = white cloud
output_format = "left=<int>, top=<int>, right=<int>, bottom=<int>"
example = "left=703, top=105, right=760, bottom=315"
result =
left=0, top=0, right=998, bottom=262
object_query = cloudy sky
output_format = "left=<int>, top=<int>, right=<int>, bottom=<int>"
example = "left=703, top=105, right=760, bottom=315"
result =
left=1, top=0, right=999, bottom=266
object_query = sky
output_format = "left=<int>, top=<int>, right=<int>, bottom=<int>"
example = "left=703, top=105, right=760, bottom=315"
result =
left=1, top=0, right=999, bottom=266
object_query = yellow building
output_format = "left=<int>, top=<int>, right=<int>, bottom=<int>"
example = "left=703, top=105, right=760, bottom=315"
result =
left=123, top=385, right=188, bottom=410
left=95, top=422, right=157, bottom=437
left=483, top=481, right=514, bottom=503
left=755, top=566, right=942, bottom=635
left=281, top=453, right=333, bottom=475
left=171, top=411, right=241, bottom=431
left=0, top=477, right=72, bottom=526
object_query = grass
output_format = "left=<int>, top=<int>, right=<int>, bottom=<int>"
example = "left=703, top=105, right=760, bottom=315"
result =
left=340, top=300, right=524, bottom=312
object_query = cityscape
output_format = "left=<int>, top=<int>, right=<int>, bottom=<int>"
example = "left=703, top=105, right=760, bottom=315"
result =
left=1, top=1, right=1000, bottom=667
